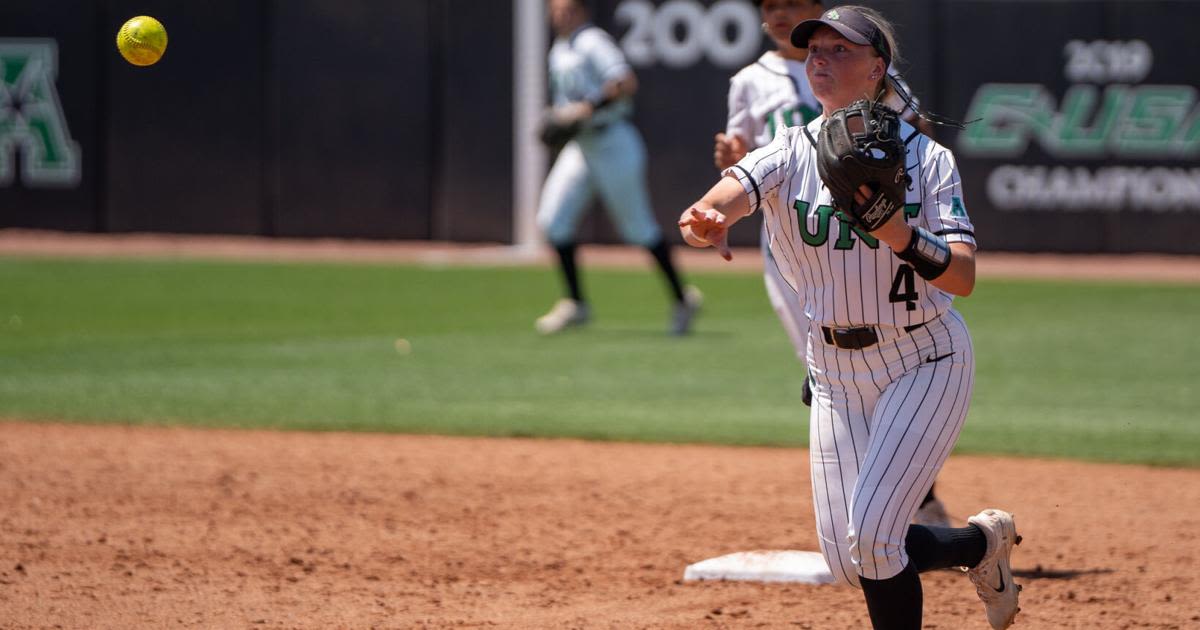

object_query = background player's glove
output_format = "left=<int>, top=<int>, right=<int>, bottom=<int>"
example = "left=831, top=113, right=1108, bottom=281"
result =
left=815, top=100, right=911, bottom=232
left=538, top=104, right=589, bottom=149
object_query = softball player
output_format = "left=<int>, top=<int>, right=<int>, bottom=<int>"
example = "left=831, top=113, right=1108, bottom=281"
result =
left=535, top=0, right=701, bottom=336
left=683, top=6, right=1021, bottom=629
left=717, top=0, right=950, bottom=527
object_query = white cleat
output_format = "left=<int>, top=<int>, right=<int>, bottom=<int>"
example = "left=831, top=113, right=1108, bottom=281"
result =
left=535, top=298, right=590, bottom=335
left=967, top=509, right=1023, bottom=629
left=913, top=497, right=952, bottom=528
left=669, top=286, right=703, bottom=336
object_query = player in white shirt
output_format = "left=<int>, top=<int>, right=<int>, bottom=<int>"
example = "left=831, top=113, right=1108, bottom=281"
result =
left=534, top=0, right=701, bottom=336
left=715, top=0, right=950, bottom=528
left=715, top=0, right=823, bottom=379
left=683, top=6, right=1021, bottom=629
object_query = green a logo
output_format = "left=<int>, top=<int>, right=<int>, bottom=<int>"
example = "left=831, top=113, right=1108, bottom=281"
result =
left=0, top=39, right=81, bottom=187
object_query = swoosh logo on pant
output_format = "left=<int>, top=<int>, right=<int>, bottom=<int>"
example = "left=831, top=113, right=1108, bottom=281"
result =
left=926, top=352, right=954, bottom=364
left=994, top=565, right=1007, bottom=592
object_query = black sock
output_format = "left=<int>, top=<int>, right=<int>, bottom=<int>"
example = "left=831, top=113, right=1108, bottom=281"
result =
left=921, top=484, right=937, bottom=507
left=554, top=243, right=583, bottom=302
left=646, top=239, right=685, bottom=302
left=860, top=562, right=922, bottom=630
left=905, top=524, right=987, bottom=572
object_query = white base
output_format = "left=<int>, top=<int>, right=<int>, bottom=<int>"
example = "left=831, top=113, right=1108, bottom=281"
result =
left=683, top=550, right=836, bottom=585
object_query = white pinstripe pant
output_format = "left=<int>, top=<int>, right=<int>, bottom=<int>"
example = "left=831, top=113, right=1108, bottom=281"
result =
left=806, top=310, right=975, bottom=587
left=536, top=120, right=662, bottom=248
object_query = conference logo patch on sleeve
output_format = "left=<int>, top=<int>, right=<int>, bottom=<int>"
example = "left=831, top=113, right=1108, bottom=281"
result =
left=950, top=196, right=967, bottom=217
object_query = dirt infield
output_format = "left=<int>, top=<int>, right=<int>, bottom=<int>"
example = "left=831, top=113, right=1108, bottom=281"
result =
left=3, top=231, right=1199, bottom=628
left=2, top=421, right=1199, bottom=629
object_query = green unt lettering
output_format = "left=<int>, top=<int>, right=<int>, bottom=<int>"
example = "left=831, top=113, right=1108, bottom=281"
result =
left=959, top=82, right=1200, bottom=159
left=797, top=200, right=828, bottom=246
left=0, top=39, right=81, bottom=187
left=797, top=202, right=921, bottom=249
left=833, top=210, right=878, bottom=250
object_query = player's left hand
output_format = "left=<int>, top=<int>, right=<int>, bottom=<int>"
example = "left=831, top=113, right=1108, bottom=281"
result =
left=556, top=102, right=594, bottom=124
left=854, top=184, right=913, bottom=249
left=678, top=207, right=732, bottom=261
left=539, top=103, right=596, bottom=148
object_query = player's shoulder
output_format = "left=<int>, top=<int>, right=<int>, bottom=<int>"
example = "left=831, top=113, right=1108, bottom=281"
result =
left=797, top=117, right=822, bottom=149
left=572, top=24, right=619, bottom=50
left=730, top=53, right=781, bottom=83
left=900, top=120, right=951, bottom=157
left=727, top=67, right=759, bottom=98
left=729, top=63, right=758, bottom=85
left=901, top=121, right=962, bottom=175
left=766, top=120, right=816, bottom=158
left=548, top=36, right=569, bottom=56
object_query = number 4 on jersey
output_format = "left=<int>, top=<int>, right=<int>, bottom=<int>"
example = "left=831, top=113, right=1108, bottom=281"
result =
left=889, top=264, right=918, bottom=311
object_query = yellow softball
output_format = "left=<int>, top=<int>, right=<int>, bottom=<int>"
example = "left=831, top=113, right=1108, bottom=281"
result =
left=116, top=16, right=168, bottom=66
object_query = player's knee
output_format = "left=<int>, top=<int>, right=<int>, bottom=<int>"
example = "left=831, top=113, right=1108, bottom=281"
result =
left=537, top=214, right=571, bottom=246
left=814, top=534, right=862, bottom=588
left=535, top=208, right=553, bottom=233
left=848, top=531, right=906, bottom=582
left=818, top=546, right=861, bottom=588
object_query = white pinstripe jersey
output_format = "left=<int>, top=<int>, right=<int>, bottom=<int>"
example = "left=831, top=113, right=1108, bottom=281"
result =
left=725, top=117, right=976, bottom=329
left=548, top=24, right=632, bottom=128
left=726, top=52, right=821, bottom=150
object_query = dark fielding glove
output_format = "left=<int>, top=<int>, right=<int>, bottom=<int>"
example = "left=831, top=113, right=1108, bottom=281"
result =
left=538, top=108, right=584, bottom=149
left=816, top=99, right=912, bottom=232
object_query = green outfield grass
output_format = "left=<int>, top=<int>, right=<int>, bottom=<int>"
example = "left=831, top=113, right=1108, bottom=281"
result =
left=1, top=256, right=1197, bottom=466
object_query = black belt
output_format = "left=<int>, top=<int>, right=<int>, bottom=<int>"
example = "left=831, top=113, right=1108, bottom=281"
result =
left=821, top=321, right=928, bottom=350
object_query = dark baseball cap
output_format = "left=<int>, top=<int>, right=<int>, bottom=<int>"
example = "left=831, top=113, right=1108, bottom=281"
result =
left=790, top=7, right=891, bottom=67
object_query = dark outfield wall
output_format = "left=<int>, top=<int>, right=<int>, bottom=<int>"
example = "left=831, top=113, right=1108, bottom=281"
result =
left=586, top=0, right=937, bottom=248
left=593, top=0, right=1200, bottom=253
left=2, top=1, right=1199, bottom=253
left=945, top=1, right=1200, bottom=253
left=0, top=1, right=100, bottom=232
left=0, top=0, right=511, bottom=241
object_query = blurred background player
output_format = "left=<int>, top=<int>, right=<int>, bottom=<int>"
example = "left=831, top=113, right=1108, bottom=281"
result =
left=535, top=0, right=701, bottom=336
left=715, top=0, right=949, bottom=527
